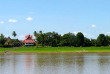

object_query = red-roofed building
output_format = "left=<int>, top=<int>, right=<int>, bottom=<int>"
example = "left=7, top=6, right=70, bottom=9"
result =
left=21, top=35, right=36, bottom=46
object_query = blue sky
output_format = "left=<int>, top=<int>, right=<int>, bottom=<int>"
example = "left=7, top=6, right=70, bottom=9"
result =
left=0, top=0, right=110, bottom=40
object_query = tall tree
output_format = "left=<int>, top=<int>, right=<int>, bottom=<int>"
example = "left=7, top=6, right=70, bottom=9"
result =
left=84, top=37, right=91, bottom=47
left=44, top=32, right=53, bottom=46
left=36, top=30, right=44, bottom=46
left=97, top=34, right=107, bottom=46
left=76, top=32, right=84, bottom=47
left=51, top=32, right=61, bottom=47
left=105, top=35, right=110, bottom=46
left=36, top=31, right=61, bottom=47
left=60, top=33, right=76, bottom=46
left=12, top=31, right=17, bottom=39
left=91, top=39, right=97, bottom=46
left=0, top=34, right=6, bottom=46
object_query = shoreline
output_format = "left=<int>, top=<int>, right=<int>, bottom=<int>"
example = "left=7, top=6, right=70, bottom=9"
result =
left=1, top=51, right=110, bottom=54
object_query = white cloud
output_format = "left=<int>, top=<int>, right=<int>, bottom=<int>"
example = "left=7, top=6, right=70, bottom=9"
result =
left=26, top=17, right=33, bottom=21
left=92, top=24, right=96, bottom=28
left=0, top=21, right=4, bottom=24
left=8, top=19, right=17, bottom=23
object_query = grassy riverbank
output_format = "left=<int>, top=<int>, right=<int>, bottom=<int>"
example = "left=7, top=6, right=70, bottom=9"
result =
left=10, top=46, right=110, bottom=52
left=0, top=47, right=13, bottom=52
left=1, top=47, right=110, bottom=53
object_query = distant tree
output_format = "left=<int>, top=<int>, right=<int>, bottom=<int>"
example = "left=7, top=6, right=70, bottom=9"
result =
left=0, top=34, right=6, bottom=46
left=105, top=35, right=110, bottom=46
left=10, top=38, right=20, bottom=47
left=34, top=31, right=37, bottom=36
left=39, top=30, right=42, bottom=34
left=84, top=37, right=91, bottom=47
left=76, top=32, right=84, bottom=47
left=12, top=31, right=17, bottom=39
left=60, top=33, right=76, bottom=46
left=36, top=31, right=61, bottom=47
left=35, top=31, right=110, bottom=47
left=51, top=32, right=61, bottom=47
left=97, top=34, right=107, bottom=46
left=36, top=30, right=45, bottom=46
left=91, top=39, right=97, bottom=46
left=10, top=39, right=20, bottom=42
left=44, top=32, right=53, bottom=46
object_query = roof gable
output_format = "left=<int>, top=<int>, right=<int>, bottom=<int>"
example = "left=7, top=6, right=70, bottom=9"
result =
left=25, top=35, right=33, bottom=39
left=22, top=35, right=35, bottom=43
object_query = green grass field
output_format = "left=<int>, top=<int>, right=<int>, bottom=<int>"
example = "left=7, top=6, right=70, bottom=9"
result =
left=10, top=46, right=110, bottom=52
left=1, top=47, right=110, bottom=53
left=0, top=47, right=13, bottom=52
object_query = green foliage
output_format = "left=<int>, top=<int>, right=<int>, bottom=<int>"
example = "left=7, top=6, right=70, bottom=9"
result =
left=36, top=31, right=61, bottom=47
left=34, top=31, right=37, bottom=36
left=60, top=33, right=76, bottom=46
left=0, top=34, right=6, bottom=46
left=76, top=32, right=84, bottom=47
left=97, top=34, right=107, bottom=46
left=1, top=31, right=110, bottom=47
left=105, top=35, right=110, bottom=46
left=91, top=39, right=97, bottom=46
left=35, top=31, right=110, bottom=47
left=84, top=37, right=91, bottom=47
left=10, top=39, right=20, bottom=42
left=11, top=47, right=110, bottom=52
left=37, top=30, right=44, bottom=46
left=10, top=39, right=21, bottom=47
left=12, top=31, right=17, bottom=38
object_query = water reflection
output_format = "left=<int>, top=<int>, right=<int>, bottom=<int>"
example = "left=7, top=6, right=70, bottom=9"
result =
left=98, top=55, right=110, bottom=74
left=0, top=53, right=110, bottom=74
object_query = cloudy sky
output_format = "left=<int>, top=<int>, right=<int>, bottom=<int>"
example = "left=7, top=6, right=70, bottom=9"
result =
left=0, top=0, right=110, bottom=40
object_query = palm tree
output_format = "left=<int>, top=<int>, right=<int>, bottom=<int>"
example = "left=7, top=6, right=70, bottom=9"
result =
left=39, top=30, right=42, bottom=34
left=34, top=31, right=37, bottom=36
left=12, top=31, right=17, bottom=39
left=39, top=30, right=44, bottom=46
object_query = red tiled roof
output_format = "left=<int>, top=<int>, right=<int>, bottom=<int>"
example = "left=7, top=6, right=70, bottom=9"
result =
left=21, top=35, right=35, bottom=43
left=22, top=39, right=35, bottom=43
left=25, top=35, right=33, bottom=39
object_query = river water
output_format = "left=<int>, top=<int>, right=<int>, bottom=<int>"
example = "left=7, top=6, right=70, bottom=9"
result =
left=0, top=53, right=110, bottom=74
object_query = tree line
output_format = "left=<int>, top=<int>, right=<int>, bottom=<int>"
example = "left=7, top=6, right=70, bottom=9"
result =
left=34, top=31, right=110, bottom=47
left=0, top=31, right=19, bottom=47
left=0, top=31, right=110, bottom=47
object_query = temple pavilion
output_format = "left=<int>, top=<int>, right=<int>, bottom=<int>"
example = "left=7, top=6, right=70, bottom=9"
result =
left=21, top=35, right=36, bottom=46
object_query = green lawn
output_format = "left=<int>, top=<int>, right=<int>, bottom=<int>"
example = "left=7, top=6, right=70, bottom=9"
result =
left=11, top=46, right=110, bottom=52
left=0, top=47, right=13, bottom=52
left=1, top=47, right=110, bottom=53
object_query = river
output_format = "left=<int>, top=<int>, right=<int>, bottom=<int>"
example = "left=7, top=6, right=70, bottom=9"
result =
left=0, top=53, right=110, bottom=74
